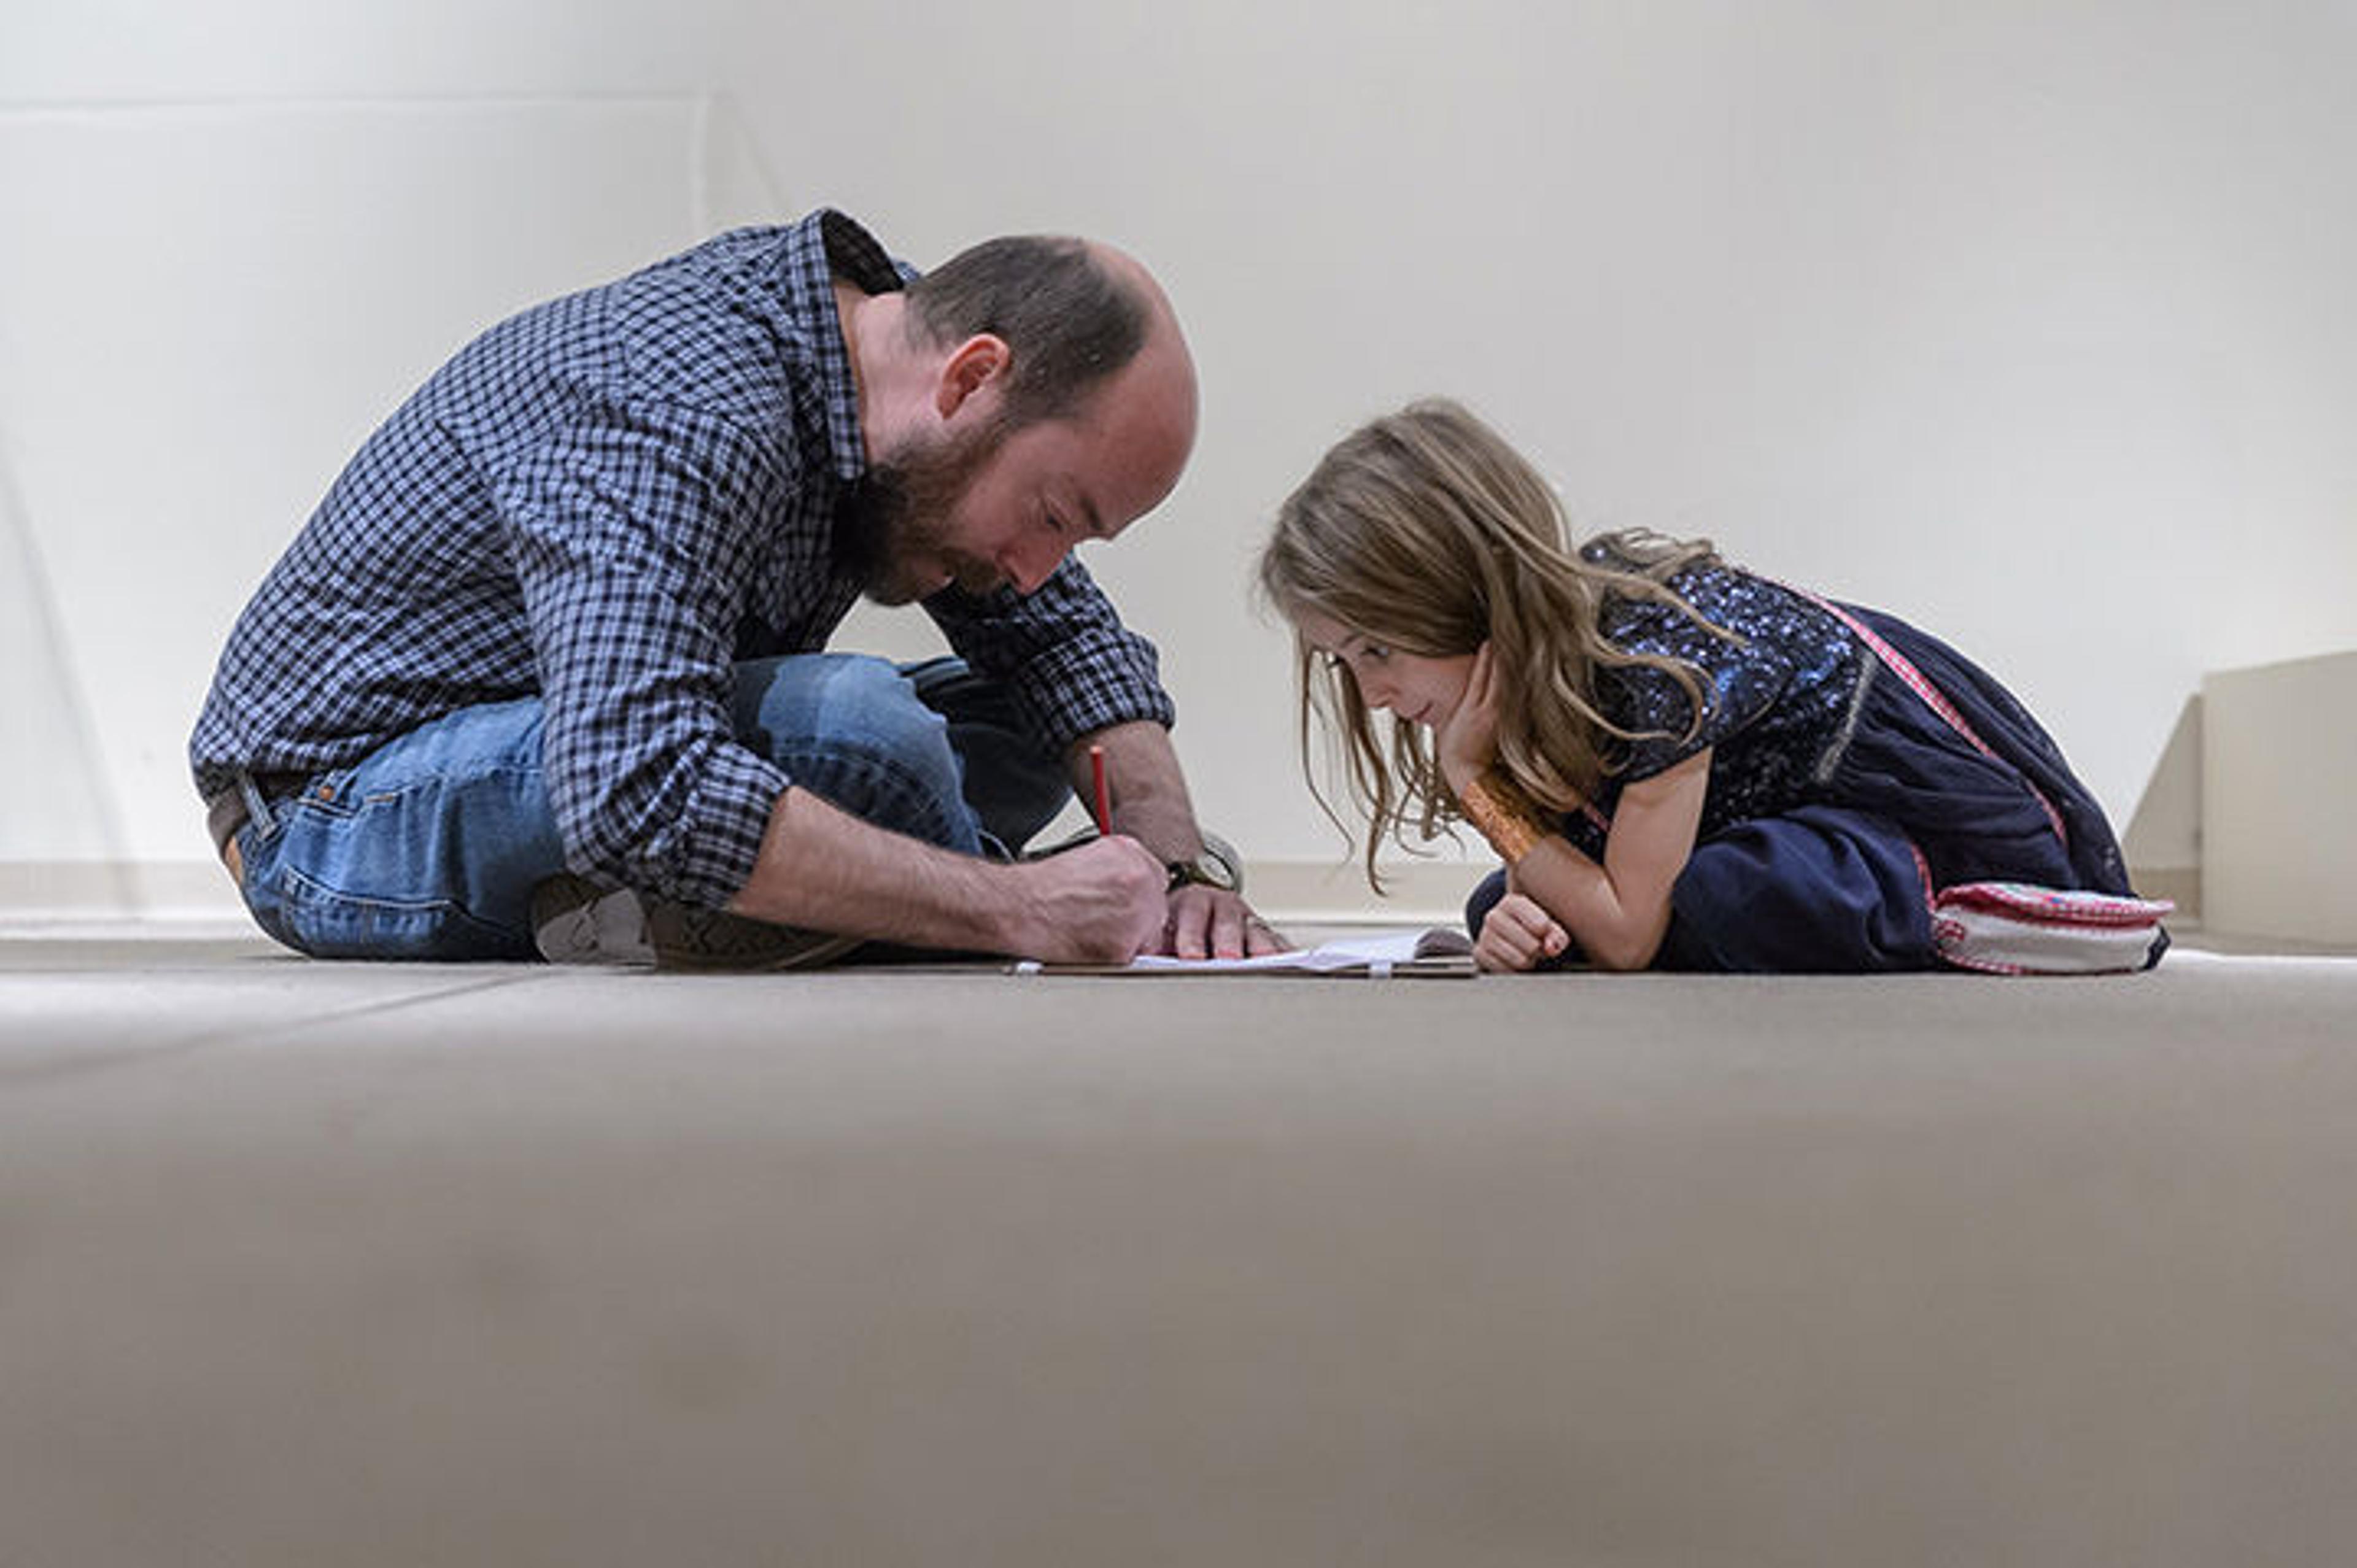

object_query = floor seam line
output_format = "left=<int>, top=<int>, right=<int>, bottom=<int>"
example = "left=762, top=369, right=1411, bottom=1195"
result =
left=0, top=971, right=559, bottom=1092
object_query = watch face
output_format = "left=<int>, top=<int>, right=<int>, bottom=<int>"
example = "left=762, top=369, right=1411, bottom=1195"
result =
left=1169, top=855, right=1239, bottom=894
left=1169, top=832, right=1242, bottom=894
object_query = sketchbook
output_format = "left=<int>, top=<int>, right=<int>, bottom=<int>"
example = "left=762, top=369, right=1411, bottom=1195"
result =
left=1014, top=925, right=1477, bottom=979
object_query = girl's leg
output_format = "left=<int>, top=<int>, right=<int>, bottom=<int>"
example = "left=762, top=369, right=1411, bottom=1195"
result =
left=1659, top=806, right=1937, bottom=973
left=1465, top=868, right=1507, bottom=944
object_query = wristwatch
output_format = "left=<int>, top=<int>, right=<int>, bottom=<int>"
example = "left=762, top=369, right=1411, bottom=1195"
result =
left=1165, top=831, right=1244, bottom=894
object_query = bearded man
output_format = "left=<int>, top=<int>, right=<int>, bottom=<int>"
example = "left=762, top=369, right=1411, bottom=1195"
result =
left=191, top=209, right=1275, bottom=968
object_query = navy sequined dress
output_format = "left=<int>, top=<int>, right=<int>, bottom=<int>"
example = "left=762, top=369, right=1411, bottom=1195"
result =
left=1466, top=552, right=2141, bottom=972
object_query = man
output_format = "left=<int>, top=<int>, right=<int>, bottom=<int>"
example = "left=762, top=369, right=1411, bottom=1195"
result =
left=190, top=209, right=1280, bottom=968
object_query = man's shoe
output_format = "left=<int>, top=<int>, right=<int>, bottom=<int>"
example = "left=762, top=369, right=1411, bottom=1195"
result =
left=532, top=871, right=860, bottom=971
left=530, top=872, right=655, bottom=965
left=644, top=901, right=864, bottom=972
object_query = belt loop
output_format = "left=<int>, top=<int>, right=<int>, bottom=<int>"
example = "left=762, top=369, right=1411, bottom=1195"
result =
left=237, top=770, right=278, bottom=838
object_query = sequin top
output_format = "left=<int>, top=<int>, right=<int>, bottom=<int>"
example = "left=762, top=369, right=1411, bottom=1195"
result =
left=1560, top=549, right=1872, bottom=853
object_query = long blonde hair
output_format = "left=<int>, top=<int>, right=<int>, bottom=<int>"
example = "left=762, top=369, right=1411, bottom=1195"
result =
left=1257, top=398, right=1725, bottom=887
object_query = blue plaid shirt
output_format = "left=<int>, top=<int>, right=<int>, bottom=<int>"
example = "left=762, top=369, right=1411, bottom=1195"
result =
left=191, top=209, right=1175, bottom=907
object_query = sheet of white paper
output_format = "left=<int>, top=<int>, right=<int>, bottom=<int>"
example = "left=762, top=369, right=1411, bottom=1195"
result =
left=1123, top=928, right=1466, bottom=973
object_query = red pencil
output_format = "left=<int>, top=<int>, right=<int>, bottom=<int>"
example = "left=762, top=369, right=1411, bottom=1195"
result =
left=1089, top=744, right=1112, bottom=835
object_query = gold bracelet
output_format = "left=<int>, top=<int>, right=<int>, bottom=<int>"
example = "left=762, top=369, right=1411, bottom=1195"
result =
left=1479, top=768, right=1545, bottom=824
left=1458, top=773, right=1545, bottom=864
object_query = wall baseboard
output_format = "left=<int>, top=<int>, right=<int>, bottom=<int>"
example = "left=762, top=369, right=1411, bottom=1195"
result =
left=1245, top=859, right=1490, bottom=924
left=0, top=860, right=244, bottom=920
left=2127, top=865, right=2200, bottom=922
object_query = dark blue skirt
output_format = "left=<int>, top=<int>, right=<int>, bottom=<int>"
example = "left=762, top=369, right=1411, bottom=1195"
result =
left=1466, top=606, right=2152, bottom=973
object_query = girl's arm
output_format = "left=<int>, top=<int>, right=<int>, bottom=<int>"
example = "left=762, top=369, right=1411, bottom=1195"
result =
left=1500, top=750, right=1711, bottom=970
left=1438, top=643, right=1711, bottom=971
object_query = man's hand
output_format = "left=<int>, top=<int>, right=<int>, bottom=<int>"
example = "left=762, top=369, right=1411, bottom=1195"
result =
left=1159, top=884, right=1290, bottom=960
left=1069, top=720, right=1285, bottom=959
left=1007, top=834, right=1171, bottom=964
left=737, top=787, right=1163, bottom=962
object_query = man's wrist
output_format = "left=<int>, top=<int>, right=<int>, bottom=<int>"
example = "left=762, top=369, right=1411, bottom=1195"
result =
left=1163, top=830, right=1244, bottom=895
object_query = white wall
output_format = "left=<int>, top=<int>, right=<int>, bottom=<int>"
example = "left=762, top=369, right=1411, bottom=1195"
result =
left=0, top=2, right=748, bottom=889
left=6, top=1, right=2353, bottom=910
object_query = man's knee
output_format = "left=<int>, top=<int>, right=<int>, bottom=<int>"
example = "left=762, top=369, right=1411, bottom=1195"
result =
left=733, top=654, right=978, bottom=849
left=902, top=657, right=1071, bottom=852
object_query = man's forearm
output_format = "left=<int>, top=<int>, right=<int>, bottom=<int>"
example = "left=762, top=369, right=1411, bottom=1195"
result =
left=724, top=785, right=1167, bottom=963
left=727, top=787, right=1016, bottom=951
left=1076, top=719, right=1285, bottom=960
left=1074, top=719, right=1204, bottom=863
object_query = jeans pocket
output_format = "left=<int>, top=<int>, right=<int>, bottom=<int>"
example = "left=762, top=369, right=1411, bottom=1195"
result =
left=276, top=864, right=526, bottom=961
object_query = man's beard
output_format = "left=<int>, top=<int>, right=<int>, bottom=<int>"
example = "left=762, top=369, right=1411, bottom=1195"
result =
left=842, top=417, right=1010, bottom=607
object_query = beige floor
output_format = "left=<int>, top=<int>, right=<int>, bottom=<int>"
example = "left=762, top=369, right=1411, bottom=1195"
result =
left=4, top=923, right=2355, bottom=1567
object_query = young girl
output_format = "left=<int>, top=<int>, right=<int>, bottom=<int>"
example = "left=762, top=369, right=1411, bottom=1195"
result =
left=1258, top=398, right=2164, bottom=974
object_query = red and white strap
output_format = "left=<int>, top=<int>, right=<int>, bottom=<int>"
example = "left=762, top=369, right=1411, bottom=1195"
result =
left=1789, top=588, right=2070, bottom=849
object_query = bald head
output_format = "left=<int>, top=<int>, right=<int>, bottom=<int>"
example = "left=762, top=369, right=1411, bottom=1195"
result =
left=900, top=233, right=1185, bottom=430
left=847, top=234, right=1196, bottom=604
left=1072, top=242, right=1196, bottom=509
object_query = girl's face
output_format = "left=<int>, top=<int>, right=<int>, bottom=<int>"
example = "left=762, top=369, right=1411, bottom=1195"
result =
left=1295, top=609, right=1476, bottom=733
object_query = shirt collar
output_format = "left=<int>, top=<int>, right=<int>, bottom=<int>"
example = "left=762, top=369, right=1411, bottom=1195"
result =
left=784, top=208, right=910, bottom=487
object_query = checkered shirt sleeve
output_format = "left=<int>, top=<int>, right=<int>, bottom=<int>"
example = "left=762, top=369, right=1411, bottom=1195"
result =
left=926, top=558, right=1175, bottom=752
left=490, top=398, right=803, bottom=906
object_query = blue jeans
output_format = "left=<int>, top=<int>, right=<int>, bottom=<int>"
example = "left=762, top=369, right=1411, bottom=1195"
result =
left=231, top=655, right=1072, bottom=960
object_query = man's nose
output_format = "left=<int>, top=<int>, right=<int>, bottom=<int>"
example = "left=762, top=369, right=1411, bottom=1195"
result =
left=1001, top=536, right=1069, bottom=596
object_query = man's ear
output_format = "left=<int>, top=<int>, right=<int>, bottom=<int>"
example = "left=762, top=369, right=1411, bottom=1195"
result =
left=934, top=333, right=1010, bottom=420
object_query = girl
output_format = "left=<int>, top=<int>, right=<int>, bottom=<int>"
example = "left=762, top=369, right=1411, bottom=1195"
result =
left=1258, top=398, right=2163, bottom=974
